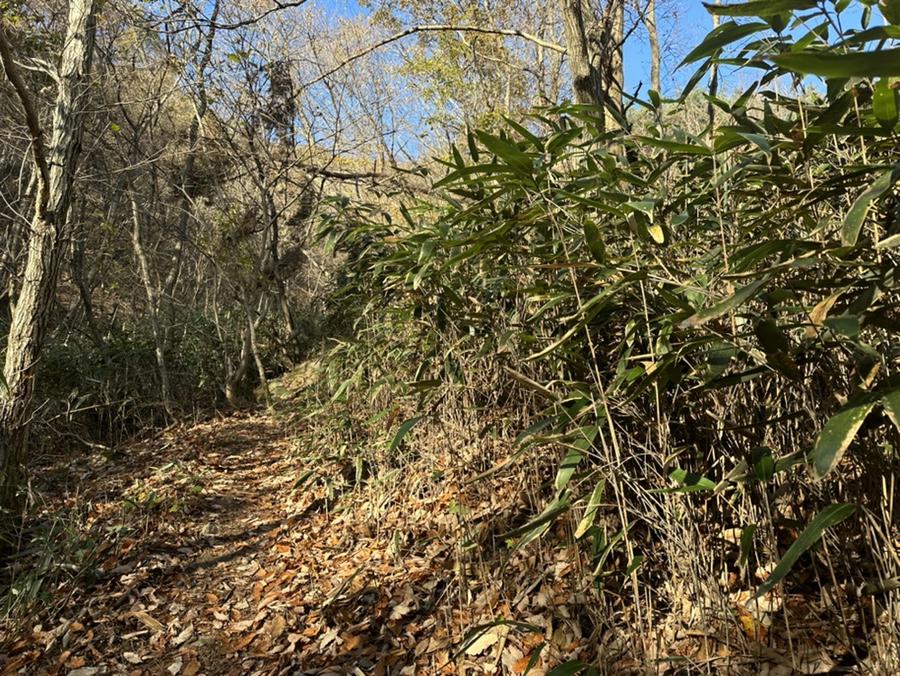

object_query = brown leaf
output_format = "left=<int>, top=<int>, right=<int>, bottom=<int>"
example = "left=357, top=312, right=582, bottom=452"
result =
left=1, top=655, right=29, bottom=673
left=340, top=632, right=365, bottom=651
left=66, top=655, right=87, bottom=668
left=805, top=292, right=842, bottom=338
left=389, top=603, right=411, bottom=620
left=513, top=653, right=538, bottom=674
left=465, top=630, right=500, bottom=656
left=232, top=633, right=255, bottom=651
left=171, top=624, right=194, bottom=647
left=263, top=614, right=287, bottom=641
left=131, top=610, right=165, bottom=633
left=122, top=651, right=143, bottom=664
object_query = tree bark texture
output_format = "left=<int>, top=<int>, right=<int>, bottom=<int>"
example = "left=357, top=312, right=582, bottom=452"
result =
left=0, top=0, right=97, bottom=529
left=642, top=0, right=660, bottom=94
left=558, top=0, right=625, bottom=132
left=559, top=0, right=605, bottom=110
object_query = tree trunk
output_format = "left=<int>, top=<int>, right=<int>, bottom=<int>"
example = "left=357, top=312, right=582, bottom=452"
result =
left=163, top=0, right=219, bottom=309
left=71, top=231, right=105, bottom=350
left=0, top=0, right=97, bottom=533
left=641, top=0, right=659, bottom=94
left=558, top=0, right=625, bottom=132
left=610, top=0, right=624, bottom=111
left=559, top=0, right=605, bottom=116
left=130, top=187, right=173, bottom=416
left=0, top=219, right=23, bottom=322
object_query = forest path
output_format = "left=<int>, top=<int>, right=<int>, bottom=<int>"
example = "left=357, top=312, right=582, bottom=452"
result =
left=1, top=412, right=467, bottom=676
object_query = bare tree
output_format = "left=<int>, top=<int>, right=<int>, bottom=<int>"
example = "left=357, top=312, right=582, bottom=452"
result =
left=0, top=0, right=97, bottom=533
left=360, top=0, right=567, bottom=136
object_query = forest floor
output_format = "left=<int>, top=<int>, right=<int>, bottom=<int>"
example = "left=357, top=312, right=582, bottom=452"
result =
left=0, top=411, right=599, bottom=676
left=0, top=409, right=853, bottom=675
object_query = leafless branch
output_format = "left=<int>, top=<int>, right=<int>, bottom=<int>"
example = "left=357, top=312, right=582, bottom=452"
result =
left=299, top=24, right=566, bottom=94
left=204, top=0, right=311, bottom=30
left=144, top=0, right=310, bottom=33
left=305, top=166, right=381, bottom=180
left=0, top=24, right=50, bottom=200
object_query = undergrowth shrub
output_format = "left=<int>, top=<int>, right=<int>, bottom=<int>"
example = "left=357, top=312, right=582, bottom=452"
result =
left=0, top=504, right=102, bottom=629
left=312, top=1, right=900, bottom=670
left=37, top=313, right=227, bottom=448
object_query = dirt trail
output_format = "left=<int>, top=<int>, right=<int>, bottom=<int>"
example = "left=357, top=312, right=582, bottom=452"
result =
left=5, top=411, right=699, bottom=676
left=0, top=413, right=472, bottom=675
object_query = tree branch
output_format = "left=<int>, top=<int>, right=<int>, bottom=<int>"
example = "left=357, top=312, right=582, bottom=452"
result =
left=304, top=166, right=381, bottom=180
left=0, top=24, right=50, bottom=204
left=145, top=0, right=310, bottom=33
left=200, top=0, right=312, bottom=31
left=298, top=24, right=565, bottom=94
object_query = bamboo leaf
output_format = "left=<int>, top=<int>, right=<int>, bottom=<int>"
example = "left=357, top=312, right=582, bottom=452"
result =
left=755, top=319, right=791, bottom=354
left=748, top=503, right=856, bottom=602
left=451, top=143, right=465, bottom=169
left=574, top=479, right=606, bottom=539
left=810, top=397, right=877, bottom=479
left=546, top=127, right=583, bottom=154
left=501, top=492, right=571, bottom=572
left=735, top=131, right=772, bottom=157
left=880, top=388, right=900, bottom=433
left=739, top=524, right=756, bottom=571
left=661, top=468, right=716, bottom=492
left=873, top=77, right=899, bottom=129
left=842, top=168, right=898, bottom=246
left=771, top=50, right=900, bottom=78
left=555, top=428, right=595, bottom=491
left=624, top=555, right=644, bottom=576
left=679, top=21, right=769, bottom=65
left=291, top=469, right=315, bottom=491
left=750, top=446, right=775, bottom=483
left=876, top=232, right=900, bottom=249
left=836, top=25, right=900, bottom=47
left=823, top=315, right=860, bottom=341
left=503, top=116, right=544, bottom=148
left=466, top=128, right=480, bottom=161
left=475, top=130, right=534, bottom=176
left=629, top=199, right=656, bottom=215
left=521, top=643, right=546, bottom=675
left=389, top=416, right=425, bottom=454
left=631, top=135, right=713, bottom=155
left=455, top=620, right=544, bottom=661
left=433, top=163, right=515, bottom=188
left=704, top=0, right=817, bottom=16
left=647, top=223, right=667, bottom=244
left=583, top=220, right=607, bottom=263
left=680, top=276, right=772, bottom=328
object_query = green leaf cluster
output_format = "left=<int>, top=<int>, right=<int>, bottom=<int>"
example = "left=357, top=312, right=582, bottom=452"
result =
left=319, top=0, right=900, bottom=659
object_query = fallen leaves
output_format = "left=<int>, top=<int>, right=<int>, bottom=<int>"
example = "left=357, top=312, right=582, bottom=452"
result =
left=0, top=412, right=880, bottom=675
